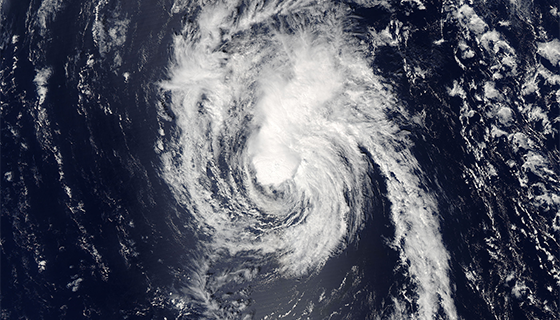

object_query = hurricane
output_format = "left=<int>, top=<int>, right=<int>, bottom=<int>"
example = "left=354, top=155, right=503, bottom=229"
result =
left=160, top=1, right=454, bottom=318
left=3, top=0, right=559, bottom=318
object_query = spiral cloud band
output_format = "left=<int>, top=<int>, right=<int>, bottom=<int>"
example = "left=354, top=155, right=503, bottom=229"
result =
left=160, top=0, right=456, bottom=318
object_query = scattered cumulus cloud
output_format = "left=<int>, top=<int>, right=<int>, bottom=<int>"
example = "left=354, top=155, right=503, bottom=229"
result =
left=537, top=39, right=560, bottom=66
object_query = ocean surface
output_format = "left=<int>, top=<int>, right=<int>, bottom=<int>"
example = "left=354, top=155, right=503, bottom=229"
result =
left=1, top=0, right=559, bottom=319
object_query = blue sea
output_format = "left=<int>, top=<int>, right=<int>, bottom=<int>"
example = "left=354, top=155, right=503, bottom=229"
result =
left=1, top=0, right=558, bottom=319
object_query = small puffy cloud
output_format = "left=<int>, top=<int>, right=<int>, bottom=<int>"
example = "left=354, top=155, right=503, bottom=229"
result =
left=537, top=39, right=560, bottom=66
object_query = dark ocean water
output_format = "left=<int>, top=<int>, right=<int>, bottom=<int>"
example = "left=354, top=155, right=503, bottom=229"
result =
left=1, top=0, right=559, bottom=319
